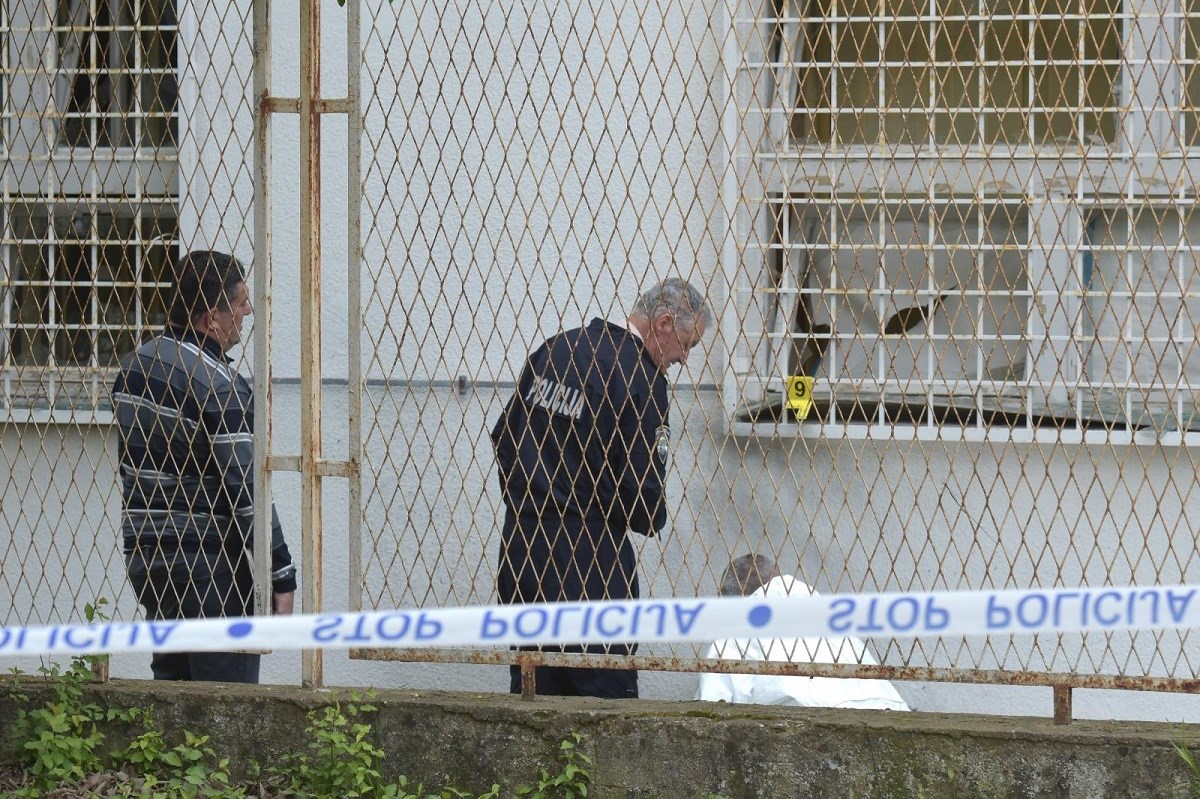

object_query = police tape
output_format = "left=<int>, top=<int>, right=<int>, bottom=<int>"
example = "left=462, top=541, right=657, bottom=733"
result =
left=3, top=583, right=1200, bottom=658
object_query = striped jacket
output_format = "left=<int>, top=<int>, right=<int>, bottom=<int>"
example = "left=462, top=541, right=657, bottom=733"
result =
left=112, top=327, right=297, bottom=593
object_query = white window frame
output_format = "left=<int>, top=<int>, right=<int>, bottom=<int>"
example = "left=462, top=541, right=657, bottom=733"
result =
left=725, top=0, right=1200, bottom=445
left=0, top=0, right=180, bottom=422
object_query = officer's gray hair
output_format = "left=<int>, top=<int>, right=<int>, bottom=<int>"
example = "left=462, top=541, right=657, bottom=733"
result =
left=632, top=278, right=712, bottom=331
left=719, top=553, right=780, bottom=597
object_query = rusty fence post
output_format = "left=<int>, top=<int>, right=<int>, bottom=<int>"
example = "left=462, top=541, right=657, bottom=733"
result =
left=251, top=0, right=275, bottom=621
left=1053, top=685, right=1073, bottom=725
left=520, top=654, right=537, bottom=701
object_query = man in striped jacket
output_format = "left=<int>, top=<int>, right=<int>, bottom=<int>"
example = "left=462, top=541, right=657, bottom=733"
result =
left=113, top=250, right=296, bottom=683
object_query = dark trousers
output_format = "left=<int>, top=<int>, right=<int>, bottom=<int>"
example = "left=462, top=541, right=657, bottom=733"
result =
left=146, top=649, right=260, bottom=683
left=508, top=660, right=638, bottom=698
left=126, top=547, right=260, bottom=684
left=497, top=499, right=640, bottom=699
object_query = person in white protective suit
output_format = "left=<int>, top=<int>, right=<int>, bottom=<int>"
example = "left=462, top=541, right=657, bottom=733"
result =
left=696, top=554, right=911, bottom=710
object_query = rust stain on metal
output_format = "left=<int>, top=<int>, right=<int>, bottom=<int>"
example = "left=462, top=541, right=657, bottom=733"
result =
left=299, top=0, right=324, bottom=689
left=1053, top=685, right=1072, bottom=725
left=350, top=647, right=1200, bottom=695
left=519, top=655, right=536, bottom=701
left=314, top=97, right=353, bottom=114
left=262, top=96, right=300, bottom=114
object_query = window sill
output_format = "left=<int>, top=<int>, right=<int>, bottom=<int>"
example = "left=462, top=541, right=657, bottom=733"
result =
left=730, top=390, right=1200, bottom=446
left=0, top=407, right=114, bottom=425
left=772, top=143, right=1118, bottom=159
left=0, top=367, right=116, bottom=424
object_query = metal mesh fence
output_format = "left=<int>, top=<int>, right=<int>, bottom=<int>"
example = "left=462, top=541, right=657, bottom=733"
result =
left=0, top=0, right=258, bottom=641
left=352, top=0, right=1200, bottom=696
left=4, top=0, right=1200, bottom=710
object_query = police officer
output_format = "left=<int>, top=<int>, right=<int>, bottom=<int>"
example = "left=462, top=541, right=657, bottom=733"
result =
left=491, top=278, right=711, bottom=698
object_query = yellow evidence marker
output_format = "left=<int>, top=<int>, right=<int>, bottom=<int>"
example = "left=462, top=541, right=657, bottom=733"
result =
left=785, top=375, right=815, bottom=420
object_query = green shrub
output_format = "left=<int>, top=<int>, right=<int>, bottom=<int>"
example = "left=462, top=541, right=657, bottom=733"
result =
left=515, top=732, right=592, bottom=799
left=269, top=698, right=391, bottom=798
left=5, top=672, right=589, bottom=799
left=7, top=659, right=126, bottom=795
left=114, top=711, right=246, bottom=799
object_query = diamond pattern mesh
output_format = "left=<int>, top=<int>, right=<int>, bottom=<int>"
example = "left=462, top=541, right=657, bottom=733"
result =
left=3, top=0, right=1200, bottom=695
left=354, top=0, right=1200, bottom=687
left=0, top=0, right=258, bottom=633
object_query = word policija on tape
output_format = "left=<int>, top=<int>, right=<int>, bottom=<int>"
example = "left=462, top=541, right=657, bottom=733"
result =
left=1, top=584, right=1199, bottom=659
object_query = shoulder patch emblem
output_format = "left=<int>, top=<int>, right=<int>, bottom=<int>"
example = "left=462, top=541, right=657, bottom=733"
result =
left=655, top=425, right=671, bottom=466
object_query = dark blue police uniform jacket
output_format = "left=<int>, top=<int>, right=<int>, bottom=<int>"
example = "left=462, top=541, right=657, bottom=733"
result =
left=491, top=318, right=669, bottom=624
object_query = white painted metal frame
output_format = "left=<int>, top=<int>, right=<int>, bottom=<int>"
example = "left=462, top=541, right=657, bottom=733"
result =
left=728, top=0, right=1200, bottom=445
left=0, top=0, right=179, bottom=418
left=251, top=0, right=362, bottom=686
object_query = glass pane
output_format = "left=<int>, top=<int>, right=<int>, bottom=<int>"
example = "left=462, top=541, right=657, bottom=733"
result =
left=789, top=0, right=1120, bottom=145
left=1185, top=0, right=1200, bottom=145
left=56, top=0, right=176, bottom=149
left=3, top=202, right=176, bottom=366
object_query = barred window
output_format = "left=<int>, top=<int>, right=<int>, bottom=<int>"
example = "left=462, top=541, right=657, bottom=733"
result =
left=730, top=0, right=1200, bottom=444
left=0, top=0, right=179, bottom=417
left=787, top=0, right=1122, bottom=147
left=56, top=0, right=178, bottom=149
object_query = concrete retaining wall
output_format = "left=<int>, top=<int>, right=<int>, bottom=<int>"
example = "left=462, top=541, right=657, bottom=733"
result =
left=2, top=680, right=1198, bottom=798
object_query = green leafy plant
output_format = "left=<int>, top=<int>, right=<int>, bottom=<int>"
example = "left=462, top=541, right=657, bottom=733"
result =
left=391, top=777, right=499, bottom=799
left=113, top=712, right=247, bottom=798
left=270, top=695, right=392, bottom=798
left=155, top=731, right=245, bottom=798
left=6, top=656, right=246, bottom=799
left=1174, top=741, right=1200, bottom=797
left=266, top=694, right=506, bottom=799
left=3, top=667, right=583, bottom=799
left=82, top=597, right=109, bottom=624
left=515, top=732, right=592, bottom=799
left=82, top=597, right=112, bottom=680
left=112, top=731, right=246, bottom=799
left=7, top=658, right=131, bottom=796
left=120, top=705, right=168, bottom=777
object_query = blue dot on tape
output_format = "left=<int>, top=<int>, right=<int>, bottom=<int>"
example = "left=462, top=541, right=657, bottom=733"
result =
left=748, top=605, right=771, bottom=628
left=227, top=622, right=253, bottom=639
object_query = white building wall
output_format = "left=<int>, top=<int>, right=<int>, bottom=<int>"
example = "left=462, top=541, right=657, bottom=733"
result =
left=11, top=385, right=1200, bottom=721
left=6, top=0, right=1200, bottom=724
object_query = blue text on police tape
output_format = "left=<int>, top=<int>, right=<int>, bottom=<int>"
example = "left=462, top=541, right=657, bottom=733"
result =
left=0, top=622, right=179, bottom=653
left=827, top=587, right=1199, bottom=635
left=827, top=596, right=950, bottom=634
left=480, top=602, right=705, bottom=640
left=307, top=602, right=708, bottom=646
left=313, top=613, right=444, bottom=643
left=6, top=587, right=1200, bottom=659
left=985, top=588, right=1196, bottom=630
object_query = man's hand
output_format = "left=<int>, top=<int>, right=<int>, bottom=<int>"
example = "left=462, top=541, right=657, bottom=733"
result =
left=272, top=590, right=295, bottom=616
